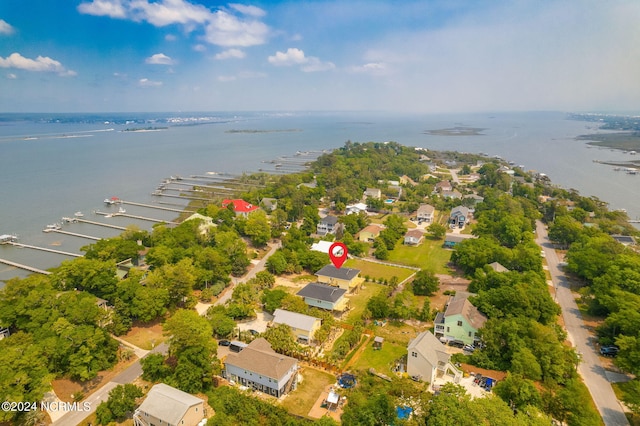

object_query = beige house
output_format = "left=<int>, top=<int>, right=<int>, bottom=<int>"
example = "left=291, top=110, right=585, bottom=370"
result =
left=364, top=187, right=382, bottom=199
left=134, top=383, right=205, bottom=426
left=416, top=204, right=435, bottom=223
left=404, top=229, right=424, bottom=245
left=407, top=331, right=461, bottom=389
left=315, top=264, right=362, bottom=292
left=272, top=309, right=322, bottom=344
left=357, top=224, right=383, bottom=242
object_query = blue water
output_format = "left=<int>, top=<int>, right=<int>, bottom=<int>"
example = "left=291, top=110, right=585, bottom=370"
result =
left=1, top=111, right=639, bottom=283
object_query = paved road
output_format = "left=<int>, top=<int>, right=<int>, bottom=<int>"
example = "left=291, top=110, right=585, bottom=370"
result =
left=215, top=240, right=281, bottom=306
left=536, top=220, right=629, bottom=426
left=53, top=343, right=168, bottom=426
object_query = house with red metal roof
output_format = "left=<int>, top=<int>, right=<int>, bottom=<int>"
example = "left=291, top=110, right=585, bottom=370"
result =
left=222, top=199, right=260, bottom=218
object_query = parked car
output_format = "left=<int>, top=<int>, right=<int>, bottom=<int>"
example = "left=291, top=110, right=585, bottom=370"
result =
left=463, top=344, right=475, bottom=353
left=448, top=340, right=465, bottom=348
left=249, top=329, right=260, bottom=336
left=218, top=339, right=231, bottom=346
left=600, top=346, right=619, bottom=357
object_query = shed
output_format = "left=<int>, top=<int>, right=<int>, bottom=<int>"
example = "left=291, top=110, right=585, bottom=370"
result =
left=373, top=336, right=384, bottom=350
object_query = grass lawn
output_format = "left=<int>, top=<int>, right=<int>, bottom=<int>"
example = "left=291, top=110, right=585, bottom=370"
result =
left=280, top=368, right=336, bottom=417
left=344, top=282, right=385, bottom=323
left=351, top=341, right=406, bottom=375
left=344, top=259, right=414, bottom=282
left=387, top=238, right=452, bottom=274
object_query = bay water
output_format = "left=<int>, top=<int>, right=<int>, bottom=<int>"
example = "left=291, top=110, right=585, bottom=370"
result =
left=1, top=111, right=638, bottom=283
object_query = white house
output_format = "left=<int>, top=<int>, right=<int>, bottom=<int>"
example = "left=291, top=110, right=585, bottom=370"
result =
left=364, top=188, right=382, bottom=199
left=406, top=331, right=461, bottom=389
left=317, top=215, right=341, bottom=235
left=416, top=204, right=435, bottom=223
left=134, top=383, right=205, bottom=426
left=404, top=229, right=424, bottom=245
left=272, top=309, right=321, bottom=344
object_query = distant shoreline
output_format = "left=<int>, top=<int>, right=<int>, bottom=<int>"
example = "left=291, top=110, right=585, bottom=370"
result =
left=577, top=132, right=640, bottom=152
left=225, top=129, right=302, bottom=134
left=424, top=127, right=486, bottom=136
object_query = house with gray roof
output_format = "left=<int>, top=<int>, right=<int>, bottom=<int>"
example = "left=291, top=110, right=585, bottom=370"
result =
left=315, top=264, right=362, bottom=292
left=416, top=204, right=435, bottom=223
left=272, top=309, right=321, bottom=344
left=296, top=282, right=348, bottom=311
left=133, top=383, right=205, bottom=426
left=443, top=233, right=476, bottom=248
left=406, top=331, right=461, bottom=389
left=224, top=338, right=298, bottom=397
left=317, top=215, right=341, bottom=236
left=450, top=206, right=471, bottom=228
left=488, top=261, right=509, bottom=272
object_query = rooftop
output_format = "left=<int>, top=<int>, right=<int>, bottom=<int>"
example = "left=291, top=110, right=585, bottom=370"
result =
left=225, top=338, right=297, bottom=380
left=137, top=383, right=203, bottom=425
left=320, top=215, right=339, bottom=225
left=222, top=199, right=259, bottom=213
left=297, top=282, right=347, bottom=302
left=272, top=309, right=320, bottom=332
left=445, top=295, right=487, bottom=330
left=315, top=264, right=360, bottom=281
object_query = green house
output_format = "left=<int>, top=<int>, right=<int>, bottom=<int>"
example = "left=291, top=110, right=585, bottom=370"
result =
left=434, top=294, right=487, bottom=346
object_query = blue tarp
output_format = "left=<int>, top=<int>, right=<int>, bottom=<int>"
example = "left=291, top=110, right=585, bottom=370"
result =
left=396, top=406, right=413, bottom=419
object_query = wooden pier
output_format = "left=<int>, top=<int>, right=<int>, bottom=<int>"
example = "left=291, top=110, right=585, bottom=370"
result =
left=8, top=242, right=82, bottom=257
left=52, top=229, right=101, bottom=241
left=120, top=200, right=193, bottom=213
left=151, top=193, right=210, bottom=202
left=167, top=181, right=235, bottom=191
left=0, top=258, right=51, bottom=275
left=75, top=218, right=127, bottom=230
left=114, top=212, right=177, bottom=225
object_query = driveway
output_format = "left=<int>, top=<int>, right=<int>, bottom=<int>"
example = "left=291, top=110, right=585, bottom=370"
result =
left=536, top=220, right=629, bottom=426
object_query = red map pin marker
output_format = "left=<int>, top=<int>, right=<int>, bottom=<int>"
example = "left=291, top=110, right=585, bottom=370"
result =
left=329, top=242, right=348, bottom=269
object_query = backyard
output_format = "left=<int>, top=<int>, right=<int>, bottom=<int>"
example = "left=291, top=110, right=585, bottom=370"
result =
left=344, top=258, right=414, bottom=283
left=387, top=237, right=452, bottom=274
left=280, top=367, right=337, bottom=418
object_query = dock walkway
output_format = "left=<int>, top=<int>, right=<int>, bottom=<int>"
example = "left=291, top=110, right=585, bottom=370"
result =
left=0, top=258, right=51, bottom=275
left=8, top=242, right=82, bottom=257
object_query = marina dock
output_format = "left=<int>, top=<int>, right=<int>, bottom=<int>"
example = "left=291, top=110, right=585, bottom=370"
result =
left=0, top=258, right=51, bottom=275
left=151, top=193, right=210, bottom=202
left=120, top=200, right=193, bottom=213
left=52, top=229, right=101, bottom=241
left=115, top=212, right=177, bottom=224
left=75, top=218, right=127, bottom=230
left=7, top=242, right=82, bottom=258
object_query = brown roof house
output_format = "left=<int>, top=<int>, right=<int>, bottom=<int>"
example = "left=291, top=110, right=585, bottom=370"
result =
left=224, top=338, right=298, bottom=397
left=404, top=229, right=424, bottom=245
left=407, top=331, right=462, bottom=390
left=133, top=383, right=205, bottom=426
left=357, top=224, right=383, bottom=242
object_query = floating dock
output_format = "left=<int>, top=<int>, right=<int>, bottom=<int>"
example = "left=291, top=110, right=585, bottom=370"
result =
left=7, top=242, right=82, bottom=257
left=0, top=258, right=51, bottom=275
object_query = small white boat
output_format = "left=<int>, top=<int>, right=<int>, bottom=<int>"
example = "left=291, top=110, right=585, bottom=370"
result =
left=105, top=214, right=113, bottom=218
left=43, top=223, right=61, bottom=232
left=104, top=198, right=114, bottom=205
left=118, top=207, right=126, bottom=214
left=74, top=211, right=84, bottom=217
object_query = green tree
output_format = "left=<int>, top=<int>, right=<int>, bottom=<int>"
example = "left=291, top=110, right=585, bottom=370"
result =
left=428, top=222, right=447, bottom=239
left=141, top=353, right=171, bottom=382
left=261, top=288, right=288, bottom=314
left=96, top=384, right=143, bottom=424
left=245, top=210, right=271, bottom=246
left=411, top=269, right=439, bottom=296
left=266, top=251, right=288, bottom=275
left=262, top=324, right=299, bottom=356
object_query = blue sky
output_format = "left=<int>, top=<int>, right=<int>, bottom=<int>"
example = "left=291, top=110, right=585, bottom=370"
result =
left=1, top=0, right=639, bottom=113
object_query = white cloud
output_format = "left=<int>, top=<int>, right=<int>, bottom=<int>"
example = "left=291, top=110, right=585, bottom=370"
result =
left=165, top=34, right=177, bottom=41
left=193, top=44, right=206, bottom=52
left=0, top=52, right=76, bottom=76
left=268, top=48, right=334, bottom=72
left=77, top=0, right=127, bottom=18
left=204, top=10, right=268, bottom=46
left=349, top=62, right=387, bottom=75
left=7, top=73, right=17, bottom=79
left=78, top=0, right=269, bottom=47
left=229, top=4, right=266, bottom=17
left=145, top=53, right=175, bottom=65
left=0, top=19, right=15, bottom=35
left=214, top=48, right=245, bottom=60
left=138, top=78, right=162, bottom=87
left=268, top=48, right=307, bottom=66
left=217, top=75, right=236, bottom=82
